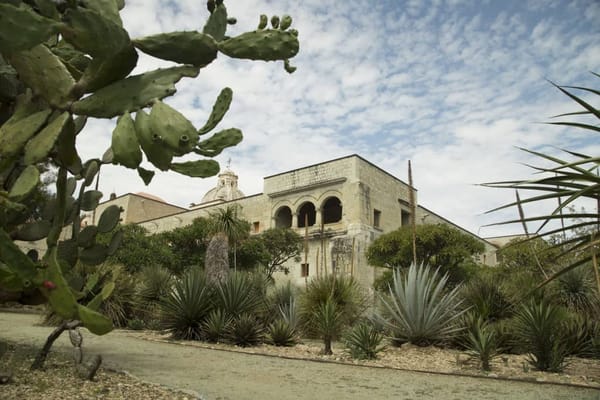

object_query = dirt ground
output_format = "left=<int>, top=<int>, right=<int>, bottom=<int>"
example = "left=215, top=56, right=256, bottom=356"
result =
left=1, top=311, right=599, bottom=400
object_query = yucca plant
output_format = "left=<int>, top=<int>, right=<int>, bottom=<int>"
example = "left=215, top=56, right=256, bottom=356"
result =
left=460, top=274, right=513, bottom=322
left=228, top=313, right=264, bottom=347
left=267, top=319, right=297, bottom=347
left=556, top=267, right=598, bottom=314
left=214, top=272, right=264, bottom=319
left=344, top=321, right=385, bottom=360
left=311, top=297, right=343, bottom=355
left=160, top=268, right=213, bottom=340
left=463, top=314, right=499, bottom=371
left=203, top=309, right=232, bottom=343
left=514, top=299, right=569, bottom=372
left=376, top=263, right=466, bottom=346
left=484, top=73, right=600, bottom=289
left=300, top=274, right=367, bottom=337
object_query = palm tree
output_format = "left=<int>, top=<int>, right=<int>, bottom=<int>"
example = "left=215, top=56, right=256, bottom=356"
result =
left=205, top=205, right=250, bottom=283
left=484, top=73, right=600, bottom=290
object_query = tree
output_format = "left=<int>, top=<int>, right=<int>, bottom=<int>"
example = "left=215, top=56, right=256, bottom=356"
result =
left=484, top=74, right=599, bottom=288
left=496, top=237, right=560, bottom=277
left=367, top=224, right=485, bottom=285
left=237, top=228, right=302, bottom=280
left=0, top=0, right=299, bottom=372
left=159, top=217, right=212, bottom=272
left=205, top=205, right=250, bottom=283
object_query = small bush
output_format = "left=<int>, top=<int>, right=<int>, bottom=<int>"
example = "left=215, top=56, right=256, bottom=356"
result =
left=203, top=309, right=232, bottom=343
left=344, top=321, right=385, bottom=360
left=215, top=273, right=264, bottom=319
left=228, top=313, right=264, bottom=347
left=160, top=268, right=213, bottom=340
left=463, top=314, right=499, bottom=371
left=376, top=263, right=465, bottom=346
left=460, top=274, right=512, bottom=322
left=127, top=318, right=145, bottom=331
left=514, top=299, right=570, bottom=372
left=267, top=319, right=297, bottom=347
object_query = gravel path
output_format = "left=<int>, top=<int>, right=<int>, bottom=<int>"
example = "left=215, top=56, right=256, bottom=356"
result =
left=1, top=312, right=598, bottom=400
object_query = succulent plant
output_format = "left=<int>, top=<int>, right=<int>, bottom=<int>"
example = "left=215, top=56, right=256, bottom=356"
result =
left=0, top=0, right=299, bottom=355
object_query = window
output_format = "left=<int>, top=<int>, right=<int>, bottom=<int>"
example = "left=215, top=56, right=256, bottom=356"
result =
left=274, top=206, right=292, bottom=228
left=322, top=197, right=342, bottom=224
left=373, top=209, right=381, bottom=228
left=301, top=263, right=309, bottom=277
left=298, top=202, right=316, bottom=227
left=401, top=209, right=410, bottom=226
left=253, top=221, right=260, bottom=233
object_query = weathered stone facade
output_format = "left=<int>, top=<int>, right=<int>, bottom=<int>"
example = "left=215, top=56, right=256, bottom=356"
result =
left=89, top=155, right=498, bottom=289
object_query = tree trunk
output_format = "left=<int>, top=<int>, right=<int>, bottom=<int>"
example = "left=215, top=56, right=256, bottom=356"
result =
left=323, top=336, right=333, bottom=355
left=206, top=232, right=230, bottom=284
left=31, top=320, right=82, bottom=370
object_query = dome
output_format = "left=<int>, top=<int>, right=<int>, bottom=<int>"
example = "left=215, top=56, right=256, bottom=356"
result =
left=200, top=168, right=245, bottom=204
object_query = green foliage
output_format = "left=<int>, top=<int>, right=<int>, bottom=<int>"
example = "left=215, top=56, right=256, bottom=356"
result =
left=513, top=299, right=570, bottom=372
left=159, top=217, right=211, bottom=270
left=460, top=273, right=513, bottom=322
left=344, top=321, right=385, bottom=360
left=376, top=263, right=465, bottom=346
left=214, top=272, right=264, bottom=319
left=555, top=267, right=598, bottom=314
left=311, top=297, right=343, bottom=355
left=266, top=319, right=297, bottom=347
left=484, top=73, right=599, bottom=286
left=0, top=0, right=299, bottom=341
left=463, top=314, right=499, bottom=371
left=160, top=268, right=213, bottom=340
left=203, top=309, right=231, bottom=343
left=367, top=224, right=485, bottom=285
left=237, top=228, right=302, bottom=279
left=227, top=313, right=263, bottom=347
left=300, top=275, right=367, bottom=338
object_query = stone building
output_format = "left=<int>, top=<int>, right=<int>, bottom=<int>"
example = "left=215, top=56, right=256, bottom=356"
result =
left=89, top=155, right=498, bottom=288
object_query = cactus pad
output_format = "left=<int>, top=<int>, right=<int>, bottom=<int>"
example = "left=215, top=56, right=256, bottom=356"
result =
left=0, top=3, right=63, bottom=55
left=203, top=3, right=228, bottom=42
left=0, top=109, right=51, bottom=158
left=135, top=110, right=173, bottom=171
left=8, top=165, right=40, bottom=200
left=137, top=167, right=155, bottom=185
left=149, top=100, right=199, bottom=155
left=133, top=31, right=217, bottom=67
left=218, top=29, right=299, bottom=61
left=170, top=160, right=220, bottom=177
left=71, top=66, right=200, bottom=118
left=112, top=113, right=142, bottom=169
left=198, top=87, right=233, bottom=135
left=24, top=112, right=70, bottom=165
left=196, top=128, right=242, bottom=157
left=97, top=205, right=121, bottom=233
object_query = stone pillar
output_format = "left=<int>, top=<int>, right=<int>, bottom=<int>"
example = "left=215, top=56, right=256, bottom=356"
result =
left=315, top=209, right=322, bottom=227
left=292, top=213, right=298, bottom=228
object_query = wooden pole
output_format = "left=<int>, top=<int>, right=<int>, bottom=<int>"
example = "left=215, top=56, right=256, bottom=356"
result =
left=408, top=161, right=417, bottom=266
left=304, top=213, right=308, bottom=285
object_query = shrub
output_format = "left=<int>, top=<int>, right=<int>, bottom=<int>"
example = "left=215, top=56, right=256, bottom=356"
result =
left=514, top=299, right=569, bottom=372
left=376, top=263, right=465, bottom=346
left=460, top=273, right=512, bottom=322
left=300, top=274, right=367, bottom=337
left=463, top=314, right=499, bottom=371
left=267, top=319, right=297, bottom=347
left=344, top=321, right=385, bottom=360
left=215, top=273, right=265, bottom=319
left=135, top=265, right=174, bottom=324
left=311, top=297, right=343, bottom=355
left=555, top=267, right=598, bottom=314
left=97, top=264, right=137, bottom=328
left=202, top=309, right=232, bottom=343
left=160, top=269, right=213, bottom=340
left=228, top=313, right=264, bottom=347
left=127, top=318, right=145, bottom=331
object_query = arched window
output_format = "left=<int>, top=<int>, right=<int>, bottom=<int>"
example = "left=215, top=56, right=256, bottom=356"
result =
left=322, top=197, right=342, bottom=224
left=297, top=202, right=316, bottom=227
left=274, top=206, right=292, bottom=228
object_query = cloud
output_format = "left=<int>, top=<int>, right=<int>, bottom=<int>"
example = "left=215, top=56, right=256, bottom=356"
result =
left=74, top=0, right=598, bottom=238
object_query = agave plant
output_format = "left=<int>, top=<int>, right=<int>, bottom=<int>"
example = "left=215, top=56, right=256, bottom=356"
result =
left=344, top=321, right=385, bottom=360
left=311, top=297, right=343, bottom=355
left=214, top=272, right=264, bottom=319
left=160, top=268, right=213, bottom=340
left=460, top=273, right=513, bottom=322
left=267, top=319, right=297, bottom=347
left=484, top=73, right=600, bottom=289
left=228, top=313, right=264, bottom=347
left=203, top=309, right=232, bottom=343
left=463, top=314, right=499, bottom=371
left=376, top=263, right=466, bottom=346
left=514, top=299, right=570, bottom=372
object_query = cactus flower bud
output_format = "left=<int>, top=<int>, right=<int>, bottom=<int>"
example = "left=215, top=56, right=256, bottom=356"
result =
left=42, top=280, right=57, bottom=290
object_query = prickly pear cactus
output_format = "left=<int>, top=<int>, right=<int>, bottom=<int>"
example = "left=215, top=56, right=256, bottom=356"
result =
left=0, top=0, right=300, bottom=342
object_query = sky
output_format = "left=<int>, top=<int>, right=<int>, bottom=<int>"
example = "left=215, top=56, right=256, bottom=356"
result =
left=76, top=0, right=600, bottom=238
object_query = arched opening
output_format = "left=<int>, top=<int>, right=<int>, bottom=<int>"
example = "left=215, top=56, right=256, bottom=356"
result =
left=322, top=197, right=342, bottom=224
left=297, top=202, right=316, bottom=227
left=274, top=206, right=292, bottom=228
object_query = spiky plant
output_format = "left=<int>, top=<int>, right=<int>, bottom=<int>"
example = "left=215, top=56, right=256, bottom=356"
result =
left=203, top=309, right=231, bottom=343
left=376, top=263, right=465, bottom=346
left=300, top=274, right=367, bottom=337
left=311, top=296, right=343, bottom=355
left=267, top=319, right=297, bottom=347
left=160, top=268, right=213, bottom=340
left=463, top=314, right=499, bottom=371
left=97, top=264, right=137, bottom=328
left=344, top=321, right=385, bottom=360
left=228, top=313, right=264, bottom=347
left=556, top=267, right=598, bottom=314
left=460, top=274, right=512, bottom=322
left=514, top=299, right=569, bottom=372
left=214, top=272, right=264, bottom=319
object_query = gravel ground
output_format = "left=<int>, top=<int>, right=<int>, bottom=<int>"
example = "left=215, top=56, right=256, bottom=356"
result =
left=1, top=311, right=599, bottom=400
